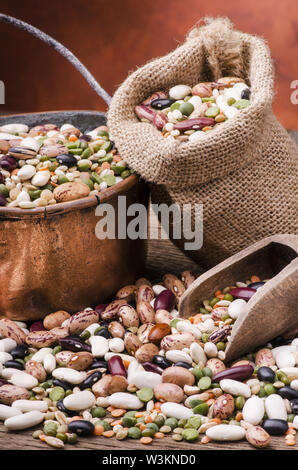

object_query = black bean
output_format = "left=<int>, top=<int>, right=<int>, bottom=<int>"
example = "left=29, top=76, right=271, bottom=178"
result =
left=257, top=366, right=276, bottom=383
left=241, top=88, right=251, bottom=100
left=53, top=378, right=74, bottom=390
left=262, top=419, right=288, bottom=435
left=80, top=371, right=102, bottom=390
left=10, top=344, right=28, bottom=359
left=151, top=98, right=175, bottom=110
left=57, top=399, right=78, bottom=417
left=59, top=336, right=91, bottom=353
left=247, top=281, right=265, bottom=290
left=277, top=386, right=298, bottom=400
left=56, top=154, right=78, bottom=168
left=4, top=360, right=24, bottom=370
left=80, top=134, right=91, bottom=142
left=174, top=361, right=192, bottom=369
left=270, top=336, right=292, bottom=347
left=90, top=360, right=108, bottom=370
left=290, top=399, right=298, bottom=414
left=152, top=355, right=172, bottom=369
left=68, top=420, right=94, bottom=436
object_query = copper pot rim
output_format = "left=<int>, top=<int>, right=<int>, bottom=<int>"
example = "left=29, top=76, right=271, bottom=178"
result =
left=0, top=110, right=144, bottom=219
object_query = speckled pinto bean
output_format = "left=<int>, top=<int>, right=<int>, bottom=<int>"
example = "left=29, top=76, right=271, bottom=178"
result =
left=118, top=305, right=140, bottom=328
left=212, top=394, right=235, bottom=419
left=163, top=274, right=186, bottom=299
left=25, top=360, right=47, bottom=382
left=68, top=310, right=99, bottom=335
left=43, top=310, right=71, bottom=330
left=155, top=310, right=172, bottom=325
left=0, top=384, right=30, bottom=405
left=137, top=301, right=155, bottom=324
left=26, top=330, right=58, bottom=348
left=0, top=318, right=26, bottom=344
left=255, top=348, right=276, bottom=366
left=206, top=358, right=226, bottom=375
left=116, top=285, right=137, bottom=303
left=124, top=332, right=142, bottom=355
left=101, top=300, right=127, bottom=321
left=50, top=326, right=69, bottom=339
left=137, top=323, right=155, bottom=344
left=55, top=351, right=74, bottom=366
left=181, top=271, right=196, bottom=289
left=160, top=333, right=195, bottom=351
left=135, top=284, right=155, bottom=304
left=208, top=325, right=232, bottom=344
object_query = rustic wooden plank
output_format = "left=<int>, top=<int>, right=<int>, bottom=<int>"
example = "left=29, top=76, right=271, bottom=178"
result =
left=0, top=423, right=294, bottom=450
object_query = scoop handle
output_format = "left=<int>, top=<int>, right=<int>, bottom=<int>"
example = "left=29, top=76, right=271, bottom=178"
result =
left=0, top=13, right=112, bottom=106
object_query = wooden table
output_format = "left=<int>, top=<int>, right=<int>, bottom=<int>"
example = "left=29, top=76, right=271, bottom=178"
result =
left=0, top=420, right=295, bottom=450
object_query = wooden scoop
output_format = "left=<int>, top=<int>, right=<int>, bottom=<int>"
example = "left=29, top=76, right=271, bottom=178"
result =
left=179, top=234, right=298, bottom=362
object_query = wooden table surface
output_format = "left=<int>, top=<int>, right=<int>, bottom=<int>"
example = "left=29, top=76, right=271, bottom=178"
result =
left=0, top=421, right=295, bottom=451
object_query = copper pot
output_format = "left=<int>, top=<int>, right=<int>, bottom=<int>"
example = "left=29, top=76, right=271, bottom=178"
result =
left=0, top=111, right=149, bottom=321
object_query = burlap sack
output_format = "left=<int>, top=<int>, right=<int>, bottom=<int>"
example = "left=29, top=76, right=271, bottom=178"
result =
left=108, top=17, right=298, bottom=269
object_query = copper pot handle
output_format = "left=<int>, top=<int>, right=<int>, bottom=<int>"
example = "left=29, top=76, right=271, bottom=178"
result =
left=0, top=13, right=111, bottom=106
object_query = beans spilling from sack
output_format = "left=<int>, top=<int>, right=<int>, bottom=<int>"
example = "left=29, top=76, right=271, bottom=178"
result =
left=0, top=272, right=297, bottom=449
left=0, top=123, right=132, bottom=209
left=135, top=77, right=251, bottom=142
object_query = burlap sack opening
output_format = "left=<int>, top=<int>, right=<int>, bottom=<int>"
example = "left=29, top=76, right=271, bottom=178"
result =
left=108, top=17, right=298, bottom=268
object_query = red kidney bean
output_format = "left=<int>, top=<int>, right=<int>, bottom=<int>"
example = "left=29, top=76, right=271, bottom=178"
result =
left=59, top=336, right=91, bottom=353
left=142, top=362, right=164, bottom=375
left=212, top=364, right=254, bottom=383
left=173, top=117, right=214, bottom=131
left=154, top=289, right=176, bottom=312
left=135, top=105, right=156, bottom=122
left=0, top=194, right=6, bottom=206
left=0, top=156, right=17, bottom=171
left=107, top=355, right=127, bottom=378
left=153, top=112, right=168, bottom=130
left=94, top=304, right=108, bottom=318
left=30, top=321, right=47, bottom=332
left=229, top=287, right=256, bottom=301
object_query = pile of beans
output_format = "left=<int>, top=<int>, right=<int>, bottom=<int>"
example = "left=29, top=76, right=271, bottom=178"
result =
left=0, top=123, right=132, bottom=209
left=0, top=271, right=297, bottom=449
left=135, top=77, right=251, bottom=142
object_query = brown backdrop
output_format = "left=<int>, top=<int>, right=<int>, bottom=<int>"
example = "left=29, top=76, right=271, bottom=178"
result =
left=0, top=0, right=297, bottom=129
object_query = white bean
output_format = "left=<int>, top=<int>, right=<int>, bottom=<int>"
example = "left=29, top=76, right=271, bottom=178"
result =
left=43, top=354, right=56, bottom=374
left=293, top=415, right=298, bottom=430
left=63, top=391, right=96, bottom=410
left=204, top=342, right=218, bottom=358
left=128, top=371, right=162, bottom=389
left=190, top=343, right=207, bottom=365
left=12, top=400, right=48, bottom=413
left=265, top=394, right=287, bottom=421
left=279, top=367, right=298, bottom=379
left=31, top=348, right=53, bottom=362
left=228, top=299, right=247, bottom=320
left=220, top=379, right=251, bottom=398
left=160, top=402, right=193, bottom=420
left=165, top=350, right=192, bottom=364
left=89, top=336, right=109, bottom=357
left=176, top=321, right=202, bottom=339
left=0, top=352, right=12, bottom=364
left=52, top=368, right=86, bottom=384
left=242, top=396, right=265, bottom=425
left=4, top=411, right=44, bottom=430
left=108, top=338, right=125, bottom=353
left=108, top=393, right=143, bottom=410
left=206, top=424, right=245, bottom=441
left=290, top=379, right=298, bottom=391
left=10, top=372, right=38, bottom=389
left=0, top=338, right=17, bottom=353
left=1, top=368, right=24, bottom=380
left=275, top=351, right=295, bottom=369
left=0, top=404, right=22, bottom=421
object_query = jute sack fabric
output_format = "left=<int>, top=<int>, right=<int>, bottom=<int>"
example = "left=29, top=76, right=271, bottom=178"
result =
left=108, top=18, right=298, bottom=269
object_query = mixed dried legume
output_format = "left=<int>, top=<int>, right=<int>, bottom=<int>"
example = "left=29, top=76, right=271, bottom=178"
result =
left=135, top=77, right=251, bottom=142
left=0, top=272, right=297, bottom=449
left=0, top=123, right=132, bottom=208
